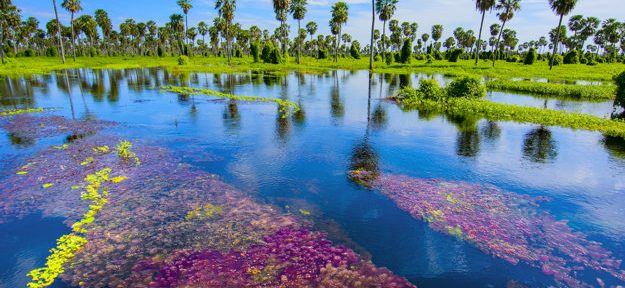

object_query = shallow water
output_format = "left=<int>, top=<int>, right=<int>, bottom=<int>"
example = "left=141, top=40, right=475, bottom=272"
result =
left=1, top=69, right=625, bottom=287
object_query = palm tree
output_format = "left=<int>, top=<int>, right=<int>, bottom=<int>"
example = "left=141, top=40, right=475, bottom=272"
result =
left=0, top=0, right=20, bottom=64
left=369, top=0, right=375, bottom=71
left=289, top=0, right=307, bottom=64
left=49, top=1, right=66, bottom=63
left=375, top=0, right=397, bottom=63
left=548, top=0, right=577, bottom=70
left=215, top=0, right=235, bottom=64
left=198, top=21, right=208, bottom=43
left=177, top=0, right=193, bottom=48
left=474, top=0, right=495, bottom=65
left=330, top=2, right=348, bottom=63
left=61, top=0, right=82, bottom=61
left=306, top=21, right=317, bottom=42
left=492, top=0, right=520, bottom=67
left=273, top=0, right=290, bottom=54
left=431, top=24, right=443, bottom=50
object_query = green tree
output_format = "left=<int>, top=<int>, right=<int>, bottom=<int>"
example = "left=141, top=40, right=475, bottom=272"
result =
left=369, top=0, right=375, bottom=70
left=548, top=0, right=577, bottom=70
left=330, top=1, right=348, bottom=62
left=198, top=21, right=208, bottom=43
left=375, top=0, right=397, bottom=63
left=431, top=24, right=443, bottom=51
left=1, top=0, right=21, bottom=63
left=474, top=0, right=495, bottom=64
left=273, top=0, right=290, bottom=54
left=61, top=0, right=82, bottom=61
left=305, top=21, right=317, bottom=42
left=177, top=0, right=193, bottom=48
left=492, top=0, right=520, bottom=67
left=51, top=0, right=66, bottom=63
left=215, top=0, right=236, bottom=63
left=289, top=0, right=306, bottom=64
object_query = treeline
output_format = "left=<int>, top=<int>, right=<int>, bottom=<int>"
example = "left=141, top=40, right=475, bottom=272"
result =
left=0, top=0, right=624, bottom=65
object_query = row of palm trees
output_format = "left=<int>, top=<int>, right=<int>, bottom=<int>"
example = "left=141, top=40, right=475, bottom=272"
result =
left=1, top=0, right=622, bottom=69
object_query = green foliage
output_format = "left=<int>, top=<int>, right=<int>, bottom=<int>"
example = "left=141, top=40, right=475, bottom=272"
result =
left=506, top=55, right=520, bottom=63
left=161, top=86, right=300, bottom=117
left=89, top=47, right=98, bottom=57
left=385, top=52, right=394, bottom=65
left=24, top=49, right=35, bottom=57
left=235, top=48, right=243, bottom=58
left=116, top=140, right=141, bottom=166
left=317, top=49, right=328, bottom=59
left=157, top=45, right=164, bottom=57
left=178, top=55, right=190, bottom=65
left=45, top=47, right=58, bottom=57
left=186, top=203, right=224, bottom=220
left=553, top=54, right=563, bottom=66
left=448, top=49, right=463, bottom=63
left=261, top=43, right=273, bottom=63
left=268, top=48, right=283, bottom=64
left=434, top=51, right=443, bottom=60
left=350, top=42, right=361, bottom=59
left=399, top=39, right=412, bottom=64
left=425, top=54, right=434, bottom=64
left=0, top=107, right=44, bottom=117
left=487, top=79, right=615, bottom=100
left=446, top=76, right=486, bottom=98
left=524, top=48, right=537, bottom=65
left=615, top=71, right=625, bottom=108
left=250, top=42, right=260, bottom=63
left=26, top=234, right=88, bottom=288
left=397, top=79, right=445, bottom=101
left=564, top=50, right=579, bottom=64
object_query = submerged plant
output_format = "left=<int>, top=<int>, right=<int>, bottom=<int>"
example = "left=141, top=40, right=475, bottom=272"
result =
left=26, top=234, right=88, bottom=288
left=0, top=107, right=45, bottom=117
left=116, top=140, right=141, bottom=166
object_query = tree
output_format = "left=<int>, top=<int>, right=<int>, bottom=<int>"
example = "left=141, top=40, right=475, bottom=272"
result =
left=330, top=2, right=348, bottom=62
left=431, top=24, right=443, bottom=51
left=474, top=0, right=495, bottom=65
left=548, top=0, right=577, bottom=70
left=177, top=0, right=192, bottom=48
left=49, top=1, right=66, bottom=63
left=492, top=0, right=520, bottom=67
left=369, top=0, right=375, bottom=70
left=273, top=0, right=290, bottom=54
left=215, top=0, right=235, bottom=63
left=305, top=21, right=317, bottom=42
left=421, top=33, right=429, bottom=53
left=289, top=0, right=306, bottom=64
left=1, top=0, right=20, bottom=63
left=62, top=0, right=82, bottom=61
left=375, top=0, right=397, bottom=63
left=198, top=21, right=208, bottom=43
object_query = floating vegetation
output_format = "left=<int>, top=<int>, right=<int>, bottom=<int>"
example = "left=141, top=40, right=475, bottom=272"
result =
left=0, top=114, right=116, bottom=141
left=161, top=86, right=300, bottom=117
left=396, top=81, right=625, bottom=139
left=0, top=107, right=45, bottom=117
left=26, top=234, right=88, bottom=288
left=486, top=79, right=616, bottom=100
left=133, top=228, right=414, bottom=287
left=350, top=170, right=625, bottom=287
left=116, top=140, right=141, bottom=166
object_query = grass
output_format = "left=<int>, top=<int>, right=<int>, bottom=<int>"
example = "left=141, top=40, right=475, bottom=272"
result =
left=486, top=79, right=616, bottom=100
left=399, top=94, right=625, bottom=138
left=1, top=56, right=624, bottom=83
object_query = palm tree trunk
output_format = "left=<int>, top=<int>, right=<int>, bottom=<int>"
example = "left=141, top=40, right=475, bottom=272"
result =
left=226, top=23, right=231, bottom=64
left=281, top=20, right=286, bottom=55
left=381, top=20, right=387, bottom=62
left=549, top=15, right=563, bottom=70
left=1, top=22, right=5, bottom=64
left=335, top=25, right=341, bottom=63
left=185, top=14, right=189, bottom=47
left=475, top=11, right=486, bottom=65
left=369, top=0, right=375, bottom=71
left=70, top=12, right=76, bottom=61
left=492, top=20, right=506, bottom=67
left=297, top=19, right=301, bottom=64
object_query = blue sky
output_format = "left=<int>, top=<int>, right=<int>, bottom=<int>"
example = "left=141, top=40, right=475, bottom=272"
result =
left=14, top=0, right=625, bottom=44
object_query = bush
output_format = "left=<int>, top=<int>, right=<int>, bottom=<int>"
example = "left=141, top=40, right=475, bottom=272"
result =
left=399, top=39, right=412, bottom=64
left=89, top=47, right=98, bottom=57
left=261, top=43, right=273, bottom=63
left=374, top=54, right=381, bottom=62
left=178, top=55, right=190, bottom=65
left=524, top=48, right=537, bottom=65
left=552, top=54, right=563, bottom=66
left=434, top=51, right=443, bottom=60
left=235, top=48, right=243, bottom=58
left=447, top=76, right=486, bottom=98
left=157, top=45, right=164, bottom=57
left=614, top=70, right=625, bottom=108
left=350, top=42, right=361, bottom=59
left=506, top=55, right=520, bottom=63
left=385, top=52, right=394, bottom=65
left=394, top=52, right=401, bottom=63
left=268, top=48, right=283, bottom=64
left=580, top=57, right=588, bottom=64
left=24, top=49, right=35, bottom=57
left=45, top=47, right=58, bottom=57
left=563, top=50, right=579, bottom=64
left=425, top=54, right=434, bottom=64
left=448, top=48, right=463, bottom=63
left=317, top=48, right=328, bottom=59
left=418, top=79, right=445, bottom=100
left=250, top=42, right=260, bottom=62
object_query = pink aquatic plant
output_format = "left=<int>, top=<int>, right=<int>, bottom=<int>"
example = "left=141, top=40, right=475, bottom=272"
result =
left=350, top=170, right=625, bottom=287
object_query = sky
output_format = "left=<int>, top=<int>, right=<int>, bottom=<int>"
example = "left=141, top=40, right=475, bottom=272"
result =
left=14, top=0, right=625, bottom=45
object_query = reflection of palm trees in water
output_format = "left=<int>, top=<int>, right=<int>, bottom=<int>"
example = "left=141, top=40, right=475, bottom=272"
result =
left=523, top=126, right=558, bottom=163
left=330, top=70, right=345, bottom=121
left=449, top=114, right=481, bottom=158
left=292, top=72, right=306, bottom=125
left=349, top=72, right=380, bottom=186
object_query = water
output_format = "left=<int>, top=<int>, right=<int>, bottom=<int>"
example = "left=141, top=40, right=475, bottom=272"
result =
left=1, top=69, right=625, bottom=288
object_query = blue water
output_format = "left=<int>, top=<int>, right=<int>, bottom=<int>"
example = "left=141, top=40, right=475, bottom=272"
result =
left=1, top=69, right=624, bottom=287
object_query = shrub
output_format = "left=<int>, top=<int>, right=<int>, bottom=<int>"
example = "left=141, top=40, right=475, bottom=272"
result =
left=250, top=41, right=260, bottom=62
left=417, top=79, right=445, bottom=100
left=447, top=76, right=486, bottom=98
left=374, top=54, right=381, bottom=62
left=506, top=55, right=520, bottom=62
left=317, top=49, right=328, bottom=59
left=552, top=54, right=563, bottom=66
left=580, top=57, right=588, bottom=64
left=563, top=50, right=579, bottom=64
left=524, top=48, right=537, bottom=65
left=178, top=55, right=190, bottom=65
left=434, top=51, right=443, bottom=60
left=385, top=52, right=394, bottom=65
left=399, top=39, right=412, bottom=64
left=235, top=48, right=243, bottom=58
left=89, top=47, right=98, bottom=57
left=448, top=48, right=463, bottom=63
left=45, top=47, right=58, bottom=57
left=157, top=45, right=164, bottom=57
left=425, top=54, right=434, bottom=64
left=350, top=41, right=361, bottom=59
left=24, top=49, right=35, bottom=57
left=614, top=70, right=625, bottom=108
left=268, top=48, right=283, bottom=64
left=261, top=43, right=273, bottom=63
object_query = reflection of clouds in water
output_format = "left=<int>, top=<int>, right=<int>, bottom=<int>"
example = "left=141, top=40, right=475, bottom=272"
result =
left=581, top=197, right=625, bottom=240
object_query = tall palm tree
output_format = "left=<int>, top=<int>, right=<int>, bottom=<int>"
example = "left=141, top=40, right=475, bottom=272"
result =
left=548, top=0, right=577, bottom=70
left=306, top=21, right=317, bottom=42
left=198, top=21, right=208, bottom=43
left=273, top=0, right=290, bottom=54
left=375, top=0, right=397, bottom=63
left=177, top=0, right=193, bottom=48
left=1, top=0, right=20, bottom=64
left=492, top=0, right=520, bottom=67
left=215, top=0, right=235, bottom=64
left=369, top=0, right=375, bottom=70
left=52, top=0, right=65, bottom=64
left=474, top=0, right=495, bottom=65
left=61, top=0, right=82, bottom=61
left=289, top=0, right=307, bottom=64
left=330, top=2, right=348, bottom=63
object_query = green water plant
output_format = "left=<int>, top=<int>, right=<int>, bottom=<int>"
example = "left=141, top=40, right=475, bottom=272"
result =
left=486, top=79, right=615, bottom=100
left=185, top=203, right=224, bottom=221
left=116, top=140, right=140, bottom=166
left=0, top=108, right=44, bottom=117
left=161, top=86, right=300, bottom=117
left=446, top=76, right=486, bottom=98
left=26, top=234, right=88, bottom=288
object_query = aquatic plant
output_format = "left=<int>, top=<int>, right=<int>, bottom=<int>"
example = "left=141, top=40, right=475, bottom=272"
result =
left=446, top=76, right=486, bottom=98
left=116, top=140, right=141, bottom=166
left=26, top=234, right=88, bottom=288
left=487, top=79, right=615, bottom=100
left=350, top=171, right=625, bottom=287
left=0, top=107, right=45, bottom=117
left=160, top=86, right=300, bottom=117
left=0, top=114, right=116, bottom=140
